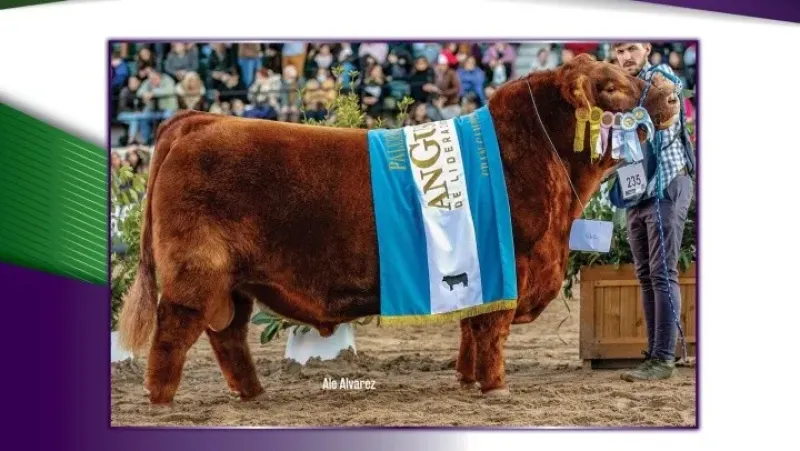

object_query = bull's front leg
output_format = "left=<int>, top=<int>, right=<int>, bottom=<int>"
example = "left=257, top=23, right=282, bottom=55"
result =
left=456, top=318, right=478, bottom=389
left=470, top=309, right=515, bottom=396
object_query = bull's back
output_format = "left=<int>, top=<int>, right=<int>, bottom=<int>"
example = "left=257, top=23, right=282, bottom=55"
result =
left=151, top=113, right=380, bottom=288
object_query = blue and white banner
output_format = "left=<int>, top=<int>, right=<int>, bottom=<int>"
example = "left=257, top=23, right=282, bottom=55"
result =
left=367, top=106, right=517, bottom=326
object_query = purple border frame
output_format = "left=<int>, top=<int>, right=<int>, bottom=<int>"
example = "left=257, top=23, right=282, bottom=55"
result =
left=0, top=37, right=700, bottom=451
left=637, top=0, right=800, bottom=24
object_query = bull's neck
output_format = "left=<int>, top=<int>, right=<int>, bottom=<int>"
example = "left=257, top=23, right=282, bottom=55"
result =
left=487, top=74, right=606, bottom=256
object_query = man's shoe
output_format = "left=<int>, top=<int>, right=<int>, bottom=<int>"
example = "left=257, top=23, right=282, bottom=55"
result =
left=621, top=358, right=676, bottom=382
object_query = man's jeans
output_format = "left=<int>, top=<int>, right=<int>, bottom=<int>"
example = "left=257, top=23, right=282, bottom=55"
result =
left=626, top=173, right=693, bottom=361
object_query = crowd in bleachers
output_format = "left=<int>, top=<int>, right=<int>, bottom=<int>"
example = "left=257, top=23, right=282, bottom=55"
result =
left=109, top=41, right=697, bottom=151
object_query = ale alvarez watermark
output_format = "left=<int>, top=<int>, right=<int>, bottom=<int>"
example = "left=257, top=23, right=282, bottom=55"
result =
left=321, top=377, right=376, bottom=390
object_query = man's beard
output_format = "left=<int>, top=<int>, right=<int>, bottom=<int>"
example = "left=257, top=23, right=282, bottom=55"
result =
left=623, top=60, right=642, bottom=74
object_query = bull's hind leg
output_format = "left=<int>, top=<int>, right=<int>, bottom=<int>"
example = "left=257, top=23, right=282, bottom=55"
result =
left=206, top=290, right=264, bottom=400
left=145, top=300, right=207, bottom=404
left=456, top=319, right=478, bottom=389
left=145, top=271, right=229, bottom=404
left=470, top=309, right=515, bottom=396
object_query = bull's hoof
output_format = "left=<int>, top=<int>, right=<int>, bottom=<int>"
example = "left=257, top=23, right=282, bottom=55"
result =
left=482, top=387, right=510, bottom=397
left=460, top=381, right=479, bottom=390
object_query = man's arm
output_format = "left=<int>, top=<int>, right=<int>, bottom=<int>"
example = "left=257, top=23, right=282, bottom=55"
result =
left=150, top=78, right=176, bottom=98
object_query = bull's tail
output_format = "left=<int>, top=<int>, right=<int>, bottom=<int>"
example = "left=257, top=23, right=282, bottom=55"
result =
left=117, top=110, right=203, bottom=356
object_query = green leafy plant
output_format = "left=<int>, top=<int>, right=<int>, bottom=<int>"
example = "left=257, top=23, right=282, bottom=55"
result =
left=110, top=165, right=148, bottom=330
left=562, top=182, right=697, bottom=300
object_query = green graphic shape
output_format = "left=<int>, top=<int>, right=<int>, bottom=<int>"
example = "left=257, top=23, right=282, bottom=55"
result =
left=0, top=0, right=64, bottom=11
left=0, top=102, right=107, bottom=285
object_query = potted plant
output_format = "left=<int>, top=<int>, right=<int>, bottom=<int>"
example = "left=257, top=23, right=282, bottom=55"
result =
left=564, top=182, right=697, bottom=367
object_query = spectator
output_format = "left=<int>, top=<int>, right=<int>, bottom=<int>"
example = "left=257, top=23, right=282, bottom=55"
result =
left=650, top=51, right=664, bottom=66
left=176, top=71, right=207, bottom=111
left=111, top=151, right=123, bottom=171
left=230, top=99, right=246, bottom=117
left=303, top=72, right=336, bottom=111
left=405, top=101, right=431, bottom=126
left=408, top=57, right=436, bottom=104
left=427, top=94, right=447, bottom=122
left=359, top=64, right=388, bottom=120
left=484, top=85, right=497, bottom=102
left=216, top=68, right=248, bottom=104
left=116, top=70, right=177, bottom=145
left=359, top=42, right=389, bottom=66
left=248, top=68, right=282, bottom=108
left=454, top=43, right=478, bottom=66
left=243, top=101, right=279, bottom=121
left=412, top=42, right=442, bottom=68
left=560, top=47, right=575, bottom=65
left=303, top=100, right=328, bottom=122
left=457, top=56, right=487, bottom=107
left=383, top=48, right=412, bottom=103
left=125, top=146, right=148, bottom=174
left=116, top=77, right=143, bottom=144
left=668, top=50, right=688, bottom=89
left=482, top=43, right=517, bottom=80
left=111, top=50, right=130, bottom=96
left=262, top=44, right=283, bottom=75
left=440, top=43, right=459, bottom=68
left=164, top=43, right=199, bottom=82
left=335, top=43, right=359, bottom=89
left=434, top=54, right=461, bottom=119
left=134, top=47, right=156, bottom=82
left=238, top=43, right=263, bottom=88
left=280, top=64, right=304, bottom=122
left=312, top=44, right=335, bottom=71
left=281, top=42, right=308, bottom=79
left=531, top=47, right=556, bottom=72
left=461, top=93, right=479, bottom=115
left=208, top=43, right=236, bottom=92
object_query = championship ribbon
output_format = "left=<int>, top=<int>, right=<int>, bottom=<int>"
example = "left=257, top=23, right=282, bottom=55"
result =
left=600, top=111, right=614, bottom=158
left=574, top=107, right=589, bottom=152
left=620, top=112, right=642, bottom=163
left=611, top=112, right=624, bottom=160
left=589, top=107, right=603, bottom=161
left=632, top=106, right=654, bottom=143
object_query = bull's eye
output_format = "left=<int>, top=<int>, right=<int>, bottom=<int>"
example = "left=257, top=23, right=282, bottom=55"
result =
left=605, top=84, right=617, bottom=93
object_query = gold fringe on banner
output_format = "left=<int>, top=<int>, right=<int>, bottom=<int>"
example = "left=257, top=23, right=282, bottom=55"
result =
left=378, top=299, right=518, bottom=327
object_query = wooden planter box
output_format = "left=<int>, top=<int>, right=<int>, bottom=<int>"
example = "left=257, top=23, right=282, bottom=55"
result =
left=579, top=263, right=697, bottom=369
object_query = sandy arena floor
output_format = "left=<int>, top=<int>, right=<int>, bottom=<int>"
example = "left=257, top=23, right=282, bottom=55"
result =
left=110, top=293, right=697, bottom=428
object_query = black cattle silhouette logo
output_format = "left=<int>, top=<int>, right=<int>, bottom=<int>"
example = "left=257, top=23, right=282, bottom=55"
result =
left=442, top=273, right=469, bottom=291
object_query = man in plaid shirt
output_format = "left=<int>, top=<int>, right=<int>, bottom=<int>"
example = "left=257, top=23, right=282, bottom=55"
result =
left=613, top=42, right=696, bottom=382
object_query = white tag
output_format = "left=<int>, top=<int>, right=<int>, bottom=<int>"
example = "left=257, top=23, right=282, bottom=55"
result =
left=617, top=162, right=646, bottom=200
left=569, top=219, right=614, bottom=253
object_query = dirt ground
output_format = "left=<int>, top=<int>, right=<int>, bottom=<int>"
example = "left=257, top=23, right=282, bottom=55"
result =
left=110, top=293, right=697, bottom=428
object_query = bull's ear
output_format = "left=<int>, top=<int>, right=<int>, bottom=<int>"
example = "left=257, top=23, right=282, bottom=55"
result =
left=560, top=73, right=593, bottom=110
left=558, top=54, right=597, bottom=109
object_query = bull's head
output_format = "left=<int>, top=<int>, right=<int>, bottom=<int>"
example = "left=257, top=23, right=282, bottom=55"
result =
left=519, top=53, right=682, bottom=184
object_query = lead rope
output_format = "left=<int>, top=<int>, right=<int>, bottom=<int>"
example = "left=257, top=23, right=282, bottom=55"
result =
left=525, top=80, right=585, bottom=212
left=525, top=80, right=585, bottom=344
